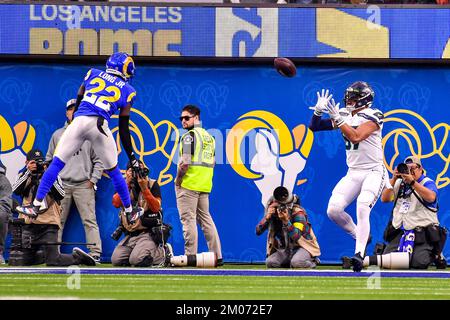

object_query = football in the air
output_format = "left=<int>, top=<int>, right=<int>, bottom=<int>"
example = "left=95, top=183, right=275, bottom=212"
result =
left=274, top=57, right=297, bottom=78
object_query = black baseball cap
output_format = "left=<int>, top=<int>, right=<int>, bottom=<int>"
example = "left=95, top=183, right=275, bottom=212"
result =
left=26, top=149, right=45, bottom=161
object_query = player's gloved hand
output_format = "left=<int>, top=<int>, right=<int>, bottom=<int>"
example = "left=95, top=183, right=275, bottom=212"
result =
left=309, top=89, right=332, bottom=117
left=130, top=155, right=140, bottom=176
left=326, top=98, right=345, bottom=127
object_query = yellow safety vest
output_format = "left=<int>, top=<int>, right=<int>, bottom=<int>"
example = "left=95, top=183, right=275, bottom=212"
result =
left=179, top=127, right=215, bottom=193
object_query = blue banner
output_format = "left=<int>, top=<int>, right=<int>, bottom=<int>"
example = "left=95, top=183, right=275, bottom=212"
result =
left=1, top=63, right=449, bottom=263
left=1, top=4, right=450, bottom=59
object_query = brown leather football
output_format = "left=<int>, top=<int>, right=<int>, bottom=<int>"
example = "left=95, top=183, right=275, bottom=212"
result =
left=274, top=57, right=297, bottom=78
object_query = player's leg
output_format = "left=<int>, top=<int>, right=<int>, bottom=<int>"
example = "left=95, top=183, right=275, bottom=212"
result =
left=18, top=117, right=87, bottom=216
left=326, top=170, right=364, bottom=238
left=87, top=119, right=132, bottom=214
left=352, top=168, right=385, bottom=271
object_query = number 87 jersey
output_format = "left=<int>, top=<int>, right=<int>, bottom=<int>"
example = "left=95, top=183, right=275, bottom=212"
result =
left=339, top=107, right=384, bottom=170
left=76, top=68, right=137, bottom=121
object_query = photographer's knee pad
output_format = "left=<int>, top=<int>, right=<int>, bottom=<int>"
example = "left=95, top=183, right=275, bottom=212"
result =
left=133, top=255, right=153, bottom=267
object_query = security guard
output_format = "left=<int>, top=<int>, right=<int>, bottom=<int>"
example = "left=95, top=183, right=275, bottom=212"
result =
left=175, top=105, right=222, bottom=266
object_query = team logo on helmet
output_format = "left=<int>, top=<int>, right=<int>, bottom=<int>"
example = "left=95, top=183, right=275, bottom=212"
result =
left=344, top=81, right=374, bottom=111
left=106, top=52, right=136, bottom=80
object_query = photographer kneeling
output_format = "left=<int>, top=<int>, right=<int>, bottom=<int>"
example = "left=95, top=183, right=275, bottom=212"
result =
left=11, top=149, right=95, bottom=266
left=365, top=156, right=446, bottom=269
left=111, top=161, right=171, bottom=267
left=256, top=187, right=321, bottom=268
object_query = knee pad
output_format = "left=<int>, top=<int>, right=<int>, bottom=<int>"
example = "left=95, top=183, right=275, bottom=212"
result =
left=133, top=255, right=153, bottom=267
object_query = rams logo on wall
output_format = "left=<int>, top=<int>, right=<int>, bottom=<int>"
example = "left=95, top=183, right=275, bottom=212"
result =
left=383, top=109, right=450, bottom=189
left=226, top=110, right=314, bottom=206
left=111, top=108, right=179, bottom=186
left=0, top=114, right=35, bottom=184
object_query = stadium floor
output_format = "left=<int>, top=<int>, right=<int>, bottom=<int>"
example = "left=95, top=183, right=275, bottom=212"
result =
left=1, top=265, right=450, bottom=299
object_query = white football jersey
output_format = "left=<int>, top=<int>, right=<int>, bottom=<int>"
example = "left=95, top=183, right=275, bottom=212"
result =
left=338, top=107, right=384, bottom=170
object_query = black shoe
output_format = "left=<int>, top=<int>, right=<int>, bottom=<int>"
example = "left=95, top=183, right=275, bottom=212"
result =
left=351, top=253, right=364, bottom=272
left=16, top=202, right=47, bottom=218
left=435, top=256, right=447, bottom=269
left=91, top=255, right=101, bottom=264
left=217, top=258, right=224, bottom=267
left=341, top=256, right=352, bottom=269
left=73, top=247, right=96, bottom=266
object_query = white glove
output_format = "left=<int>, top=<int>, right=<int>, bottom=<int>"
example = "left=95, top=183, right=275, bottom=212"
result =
left=326, top=98, right=345, bottom=127
left=309, top=89, right=332, bottom=116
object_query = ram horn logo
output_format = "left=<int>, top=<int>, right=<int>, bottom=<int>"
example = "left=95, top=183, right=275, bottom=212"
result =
left=0, top=114, right=36, bottom=183
left=226, top=110, right=314, bottom=205
left=383, top=109, right=450, bottom=189
left=112, top=108, right=179, bottom=186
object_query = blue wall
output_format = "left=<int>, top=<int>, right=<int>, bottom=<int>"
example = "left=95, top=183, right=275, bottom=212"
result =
left=1, top=63, right=449, bottom=263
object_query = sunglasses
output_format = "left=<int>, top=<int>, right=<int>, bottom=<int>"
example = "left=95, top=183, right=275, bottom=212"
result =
left=179, top=115, right=194, bottom=122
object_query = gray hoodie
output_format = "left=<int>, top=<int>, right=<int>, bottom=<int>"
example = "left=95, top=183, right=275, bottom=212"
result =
left=46, top=123, right=103, bottom=186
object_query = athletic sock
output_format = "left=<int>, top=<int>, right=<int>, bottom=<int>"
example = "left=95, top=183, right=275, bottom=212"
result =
left=355, top=203, right=371, bottom=256
left=107, top=166, right=131, bottom=208
left=35, top=157, right=65, bottom=202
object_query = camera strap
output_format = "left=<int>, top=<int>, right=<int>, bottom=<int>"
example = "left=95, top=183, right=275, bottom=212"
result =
left=411, top=188, right=439, bottom=213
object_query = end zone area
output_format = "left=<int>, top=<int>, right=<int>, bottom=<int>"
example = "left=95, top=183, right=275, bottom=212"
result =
left=1, top=266, right=450, bottom=300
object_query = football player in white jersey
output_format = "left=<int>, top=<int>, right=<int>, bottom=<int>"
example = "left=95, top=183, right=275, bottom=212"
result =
left=308, top=82, right=387, bottom=272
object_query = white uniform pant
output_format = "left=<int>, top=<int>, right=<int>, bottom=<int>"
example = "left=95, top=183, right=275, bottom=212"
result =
left=54, top=116, right=117, bottom=169
left=327, top=165, right=386, bottom=256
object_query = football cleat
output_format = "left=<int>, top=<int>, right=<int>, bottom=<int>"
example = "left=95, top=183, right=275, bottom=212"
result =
left=341, top=256, right=352, bottom=269
left=351, top=252, right=364, bottom=272
left=16, top=201, right=48, bottom=218
left=73, top=247, right=96, bottom=266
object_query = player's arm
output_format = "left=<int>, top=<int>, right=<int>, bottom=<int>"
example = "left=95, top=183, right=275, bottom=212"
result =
left=74, top=84, right=85, bottom=114
left=308, top=114, right=334, bottom=132
left=339, top=121, right=379, bottom=144
left=308, top=89, right=335, bottom=132
left=118, top=104, right=138, bottom=165
left=326, top=99, right=380, bottom=143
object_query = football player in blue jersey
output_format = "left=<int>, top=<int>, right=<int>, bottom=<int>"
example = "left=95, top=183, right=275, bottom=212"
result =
left=17, top=52, right=143, bottom=223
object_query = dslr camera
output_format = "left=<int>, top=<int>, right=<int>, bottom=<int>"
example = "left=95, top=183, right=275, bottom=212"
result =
left=132, top=166, right=149, bottom=179
left=396, top=162, right=410, bottom=175
left=34, top=159, right=47, bottom=174
left=272, top=186, right=299, bottom=213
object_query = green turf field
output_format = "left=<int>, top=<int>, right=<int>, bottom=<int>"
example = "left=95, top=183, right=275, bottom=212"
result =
left=1, top=266, right=450, bottom=300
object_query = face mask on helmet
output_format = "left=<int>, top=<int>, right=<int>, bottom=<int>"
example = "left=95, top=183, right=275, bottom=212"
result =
left=106, top=52, right=136, bottom=81
left=344, top=82, right=374, bottom=112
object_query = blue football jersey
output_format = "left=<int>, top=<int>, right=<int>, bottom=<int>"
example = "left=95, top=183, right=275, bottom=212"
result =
left=75, top=68, right=136, bottom=121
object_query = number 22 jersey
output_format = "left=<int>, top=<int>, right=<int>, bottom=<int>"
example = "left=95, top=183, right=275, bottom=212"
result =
left=75, top=68, right=137, bottom=121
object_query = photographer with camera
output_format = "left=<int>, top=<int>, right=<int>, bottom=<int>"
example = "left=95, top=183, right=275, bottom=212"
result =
left=363, top=156, right=446, bottom=269
left=0, top=162, right=12, bottom=264
left=46, top=98, right=104, bottom=263
left=256, top=187, right=321, bottom=268
left=11, top=149, right=95, bottom=266
left=111, top=160, right=172, bottom=267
